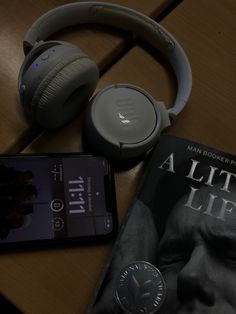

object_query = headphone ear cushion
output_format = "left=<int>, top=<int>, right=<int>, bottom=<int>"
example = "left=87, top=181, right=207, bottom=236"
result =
left=31, top=54, right=99, bottom=128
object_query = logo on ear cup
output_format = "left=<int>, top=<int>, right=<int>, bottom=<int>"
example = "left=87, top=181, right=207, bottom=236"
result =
left=116, top=98, right=139, bottom=126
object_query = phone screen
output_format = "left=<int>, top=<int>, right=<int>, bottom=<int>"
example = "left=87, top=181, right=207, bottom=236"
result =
left=0, top=154, right=117, bottom=248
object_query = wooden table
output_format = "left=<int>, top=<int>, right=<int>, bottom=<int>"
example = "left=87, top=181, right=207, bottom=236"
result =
left=0, top=0, right=235, bottom=313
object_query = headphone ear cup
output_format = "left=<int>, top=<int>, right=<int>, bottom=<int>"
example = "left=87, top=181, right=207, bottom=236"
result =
left=30, top=54, right=99, bottom=128
left=84, top=84, right=164, bottom=160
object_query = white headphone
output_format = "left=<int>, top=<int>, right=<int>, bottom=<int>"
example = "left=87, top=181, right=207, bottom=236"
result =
left=18, top=2, right=192, bottom=160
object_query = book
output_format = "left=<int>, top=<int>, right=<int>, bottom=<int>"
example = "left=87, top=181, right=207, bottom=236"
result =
left=88, top=134, right=236, bottom=314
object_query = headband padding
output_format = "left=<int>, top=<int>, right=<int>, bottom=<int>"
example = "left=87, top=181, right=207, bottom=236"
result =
left=31, top=55, right=99, bottom=128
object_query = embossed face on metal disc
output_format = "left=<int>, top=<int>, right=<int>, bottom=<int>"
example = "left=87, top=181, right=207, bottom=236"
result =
left=115, top=261, right=166, bottom=314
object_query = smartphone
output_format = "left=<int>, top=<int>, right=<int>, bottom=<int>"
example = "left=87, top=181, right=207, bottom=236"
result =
left=0, top=153, right=117, bottom=249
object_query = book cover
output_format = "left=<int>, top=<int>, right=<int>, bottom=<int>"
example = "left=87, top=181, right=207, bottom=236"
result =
left=88, top=135, right=236, bottom=314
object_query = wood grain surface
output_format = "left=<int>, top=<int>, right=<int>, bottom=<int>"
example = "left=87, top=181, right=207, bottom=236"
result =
left=0, top=0, right=235, bottom=313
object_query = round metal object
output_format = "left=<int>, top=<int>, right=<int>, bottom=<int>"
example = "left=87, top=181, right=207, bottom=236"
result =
left=115, top=261, right=166, bottom=314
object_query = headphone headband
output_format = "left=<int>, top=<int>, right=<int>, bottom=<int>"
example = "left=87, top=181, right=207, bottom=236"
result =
left=23, top=1, right=192, bottom=118
left=24, top=2, right=174, bottom=54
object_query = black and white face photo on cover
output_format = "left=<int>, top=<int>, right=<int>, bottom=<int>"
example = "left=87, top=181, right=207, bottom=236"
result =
left=157, top=183, right=236, bottom=314
left=154, top=156, right=236, bottom=314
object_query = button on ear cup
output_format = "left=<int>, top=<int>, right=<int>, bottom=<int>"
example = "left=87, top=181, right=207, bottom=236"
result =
left=30, top=54, right=99, bottom=128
